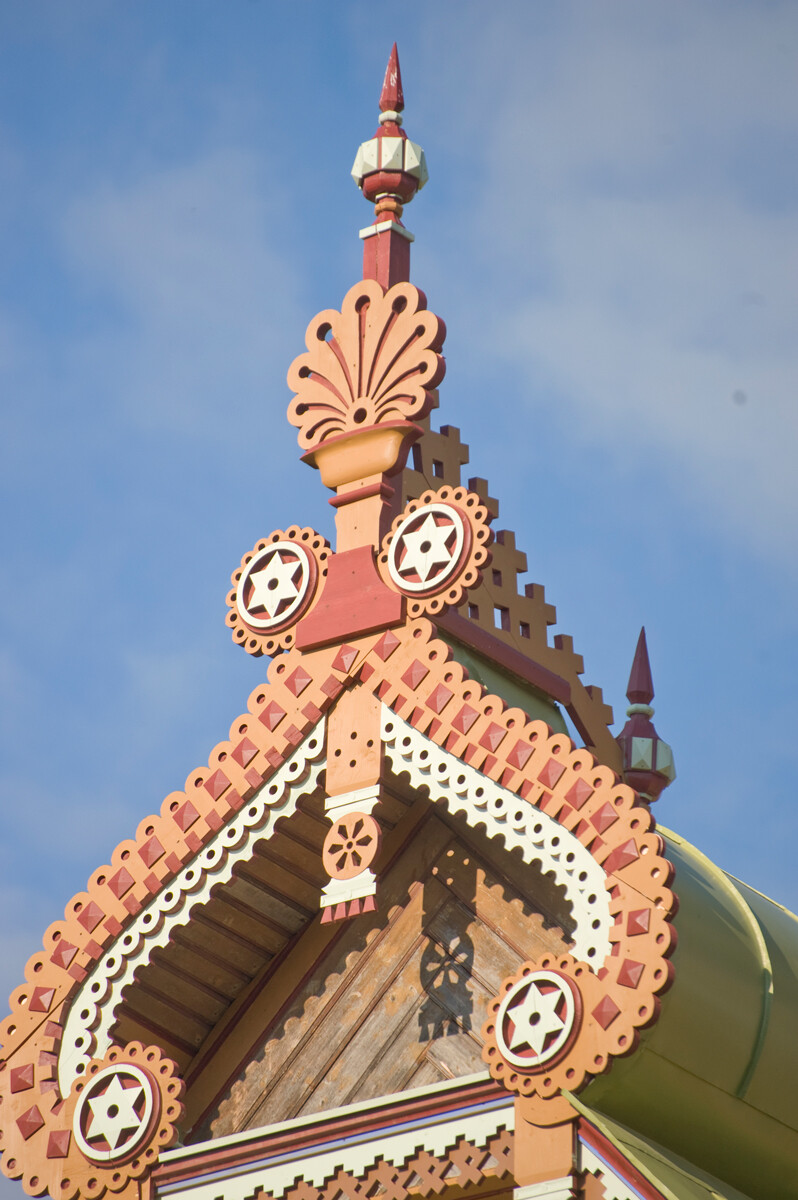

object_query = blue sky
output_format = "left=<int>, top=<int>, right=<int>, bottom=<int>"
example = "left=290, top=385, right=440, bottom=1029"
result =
left=1, top=0, right=797, bottom=1159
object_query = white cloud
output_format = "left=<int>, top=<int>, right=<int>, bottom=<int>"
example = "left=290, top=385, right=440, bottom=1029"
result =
left=420, top=2, right=798, bottom=568
left=61, top=147, right=303, bottom=443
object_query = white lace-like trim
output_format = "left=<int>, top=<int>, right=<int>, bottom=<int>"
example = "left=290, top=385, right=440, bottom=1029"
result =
left=381, top=709, right=612, bottom=963
left=157, top=1098, right=512, bottom=1200
left=58, top=722, right=327, bottom=1097
left=59, top=701, right=613, bottom=1099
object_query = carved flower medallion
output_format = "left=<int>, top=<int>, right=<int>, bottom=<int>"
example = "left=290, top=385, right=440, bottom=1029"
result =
left=388, top=503, right=466, bottom=594
left=322, top=812, right=381, bottom=881
left=379, top=486, right=492, bottom=616
left=237, top=542, right=313, bottom=631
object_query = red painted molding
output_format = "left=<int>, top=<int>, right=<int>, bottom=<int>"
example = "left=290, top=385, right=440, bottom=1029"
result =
left=155, top=1077, right=507, bottom=1186
left=329, top=480, right=396, bottom=508
left=296, top=546, right=404, bottom=650
left=579, top=1116, right=667, bottom=1200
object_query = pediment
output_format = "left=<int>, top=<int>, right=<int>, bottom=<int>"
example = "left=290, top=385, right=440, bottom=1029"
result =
left=89, top=715, right=582, bottom=1141
left=190, top=798, right=572, bottom=1141
left=0, top=607, right=673, bottom=1200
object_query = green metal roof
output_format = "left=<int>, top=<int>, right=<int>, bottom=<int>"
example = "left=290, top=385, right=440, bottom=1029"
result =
left=573, top=1096, right=757, bottom=1200
left=582, top=828, right=798, bottom=1199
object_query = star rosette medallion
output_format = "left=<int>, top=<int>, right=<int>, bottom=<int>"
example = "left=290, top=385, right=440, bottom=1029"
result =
left=37, top=1041, right=186, bottom=1200
left=226, top=526, right=330, bottom=657
left=378, top=486, right=492, bottom=616
left=494, top=970, right=579, bottom=1071
left=73, top=1064, right=156, bottom=1164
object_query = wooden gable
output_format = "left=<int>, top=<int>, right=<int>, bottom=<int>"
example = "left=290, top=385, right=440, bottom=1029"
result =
left=0, top=53, right=679, bottom=1200
left=192, top=800, right=571, bottom=1141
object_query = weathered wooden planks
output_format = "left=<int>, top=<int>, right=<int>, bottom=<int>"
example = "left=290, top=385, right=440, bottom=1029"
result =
left=198, top=807, right=570, bottom=1138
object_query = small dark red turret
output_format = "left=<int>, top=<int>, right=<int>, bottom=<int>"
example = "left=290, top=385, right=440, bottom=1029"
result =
left=351, top=45, right=429, bottom=288
left=616, top=628, right=675, bottom=804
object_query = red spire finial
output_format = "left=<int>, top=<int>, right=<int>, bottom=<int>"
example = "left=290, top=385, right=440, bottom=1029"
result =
left=380, top=43, right=405, bottom=114
left=626, top=626, right=654, bottom=706
left=351, top=45, right=428, bottom=289
left=616, top=627, right=676, bottom=804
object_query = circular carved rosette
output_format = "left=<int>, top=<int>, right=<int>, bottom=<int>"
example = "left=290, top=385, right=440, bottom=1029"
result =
left=322, top=812, right=381, bottom=881
left=378, top=487, right=492, bottom=617
left=226, top=526, right=330, bottom=657
left=483, top=950, right=653, bottom=1120
left=59, top=1041, right=184, bottom=1198
left=493, top=969, right=581, bottom=1073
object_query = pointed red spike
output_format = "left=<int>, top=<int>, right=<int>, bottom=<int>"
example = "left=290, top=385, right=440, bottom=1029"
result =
left=379, top=43, right=404, bottom=113
left=627, top=627, right=654, bottom=705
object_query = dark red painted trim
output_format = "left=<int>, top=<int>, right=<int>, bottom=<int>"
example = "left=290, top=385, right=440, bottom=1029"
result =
left=579, top=1116, right=667, bottom=1200
left=328, top=480, right=396, bottom=508
left=438, top=612, right=571, bottom=705
left=296, top=546, right=404, bottom=650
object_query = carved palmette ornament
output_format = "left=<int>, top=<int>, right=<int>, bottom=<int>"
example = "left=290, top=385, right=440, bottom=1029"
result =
left=286, top=280, right=446, bottom=451
left=226, top=526, right=330, bottom=657
left=378, top=486, right=492, bottom=616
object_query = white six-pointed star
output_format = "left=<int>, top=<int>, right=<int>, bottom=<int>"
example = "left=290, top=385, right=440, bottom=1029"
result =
left=495, top=970, right=577, bottom=1069
left=85, top=1073, right=145, bottom=1152
left=248, top=550, right=303, bottom=619
left=505, top=981, right=566, bottom=1058
left=397, top=512, right=456, bottom=584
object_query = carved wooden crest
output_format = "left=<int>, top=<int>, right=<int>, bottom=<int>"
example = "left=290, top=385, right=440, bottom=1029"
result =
left=286, top=280, right=446, bottom=452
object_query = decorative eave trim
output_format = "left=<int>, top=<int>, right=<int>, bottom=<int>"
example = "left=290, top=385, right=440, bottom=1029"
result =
left=382, top=708, right=612, bottom=962
left=58, top=723, right=327, bottom=1097
left=0, top=616, right=676, bottom=1199
left=156, top=1073, right=509, bottom=1194
left=156, top=1105, right=511, bottom=1200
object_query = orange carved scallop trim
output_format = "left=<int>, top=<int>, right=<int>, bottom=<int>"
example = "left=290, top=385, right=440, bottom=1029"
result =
left=353, top=618, right=676, bottom=1118
left=0, top=1040, right=183, bottom=1200
left=0, top=641, right=368, bottom=1197
left=1, top=616, right=675, bottom=1193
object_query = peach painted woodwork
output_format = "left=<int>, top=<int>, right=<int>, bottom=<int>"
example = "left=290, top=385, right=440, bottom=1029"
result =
left=0, top=44, right=686, bottom=1200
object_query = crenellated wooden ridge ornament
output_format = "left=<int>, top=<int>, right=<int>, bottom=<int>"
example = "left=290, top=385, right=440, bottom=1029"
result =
left=226, top=526, right=330, bottom=657
left=378, top=486, right=493, bottom=615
